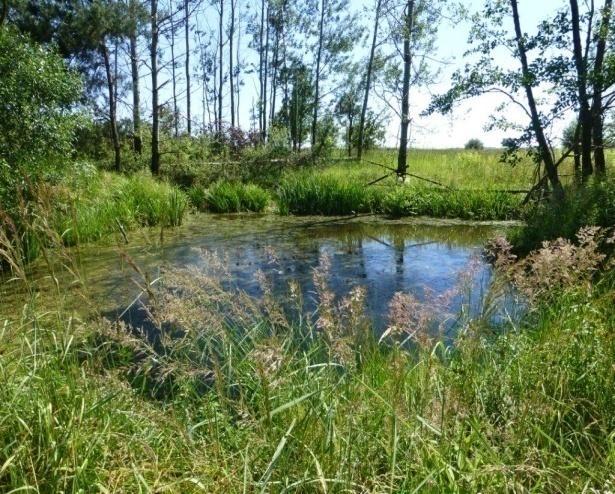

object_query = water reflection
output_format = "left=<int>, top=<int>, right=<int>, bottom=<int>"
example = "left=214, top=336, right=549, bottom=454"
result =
left=0, top=214, right=519, bottom=331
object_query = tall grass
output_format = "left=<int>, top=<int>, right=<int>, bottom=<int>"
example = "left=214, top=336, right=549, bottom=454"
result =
left=382, top=186, right=522, bottom=220
left=49, top=171, right=188, bottom=246
left=277, top=174, right=524, bottom=220
left=189, top=182, right=271, bottom=213
left=1, top=232, right=615, bottom=492
left=277, top=174, right=379, bottom=215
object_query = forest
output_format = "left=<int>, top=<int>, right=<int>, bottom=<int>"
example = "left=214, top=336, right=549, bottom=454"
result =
left=1, top=0, right=615, bottom=492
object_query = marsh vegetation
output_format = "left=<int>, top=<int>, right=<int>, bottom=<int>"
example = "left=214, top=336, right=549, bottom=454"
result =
left=2, top=0, right=615, bottom=491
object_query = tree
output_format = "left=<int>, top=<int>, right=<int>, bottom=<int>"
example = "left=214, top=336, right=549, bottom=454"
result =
left=379, top=0, right=443, bottom=179
left=185, top=0, right=193, bottom=135
left=309, top=0, right=361, bottom=148
left=465, top=138, right=484, bottom=150
left=276, top=62, right=314, bottom=151
left=128, top=0, right=146, bottom=155
left=358, top=0, right=383, bottom=159
left=335, top=72, right=362, bottom=156
left=228, top=0, right=236, bottom=127
left=591, top=0, right=613, bottom=175
left=430, top=0, right=565, bottom=199
left=9, top=0, right=131, bottom=171
left=396, top=0, right=414, bottom=178
left=569, top=0, right=593, bottom=179
left=0, top=28, right=81, bottom=209
left=151, top=0, right=161, bottom=175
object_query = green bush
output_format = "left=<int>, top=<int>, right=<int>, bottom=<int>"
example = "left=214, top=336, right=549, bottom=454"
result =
left=512, top=178, right=615, bottom=253
left=0, top=28, right=82, bottom=212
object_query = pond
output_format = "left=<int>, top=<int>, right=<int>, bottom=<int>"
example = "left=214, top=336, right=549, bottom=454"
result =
left=0, top=214, right=520, bottom=333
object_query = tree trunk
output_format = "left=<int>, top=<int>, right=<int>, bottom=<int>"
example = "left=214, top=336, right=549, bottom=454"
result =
left=259, top=0, right=265, bottom=140
left=236, top=8, right=241, bottom=127
left=263, top=1, right=270, bottom=141
left=396, top=0, right=414, bottom=178
left=311, top=0, right=326, bottom=148
left=347, top=116, right=353, bottom=157
left=151, top=0, right=161, bottom=175
left=218, top=0, right=224, bottom=134
left=570, top=0, right=594, bottom=179
left=358, top=0, right=382, bottom=160
left=129, top=2, right=142, bottom=155
left=101, top=43, right=121, bottom=172
left=185, top=0, right=192, bottom=135
left=591, top=0, right=612, bottom=175
left=573, top=121, right=582, bottom=181
left=270, top=12, right=281, bottom=124
left=170, top=13, right=179, bottom=137
left=0, top=0, right=7, bottom=26
left=511, top=0, right=563, bottom=199
left=229, top=0, right=236, bottom=127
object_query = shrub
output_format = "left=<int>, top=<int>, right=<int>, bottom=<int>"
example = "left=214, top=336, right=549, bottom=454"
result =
left=465, top=138, right=484, bottom=150
left=512, top=178, right=615, bottom=254
left=0, top=28, right=82, bottom=212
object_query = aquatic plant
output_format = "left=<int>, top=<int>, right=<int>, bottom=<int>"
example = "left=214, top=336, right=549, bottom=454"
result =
left=201, top=182, right=271, bottom=213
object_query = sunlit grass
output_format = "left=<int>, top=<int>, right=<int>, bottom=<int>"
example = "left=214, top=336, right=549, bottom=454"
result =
left=188, top=181, right=271, bottom=213
left=49, top=170, right=188, bottom=247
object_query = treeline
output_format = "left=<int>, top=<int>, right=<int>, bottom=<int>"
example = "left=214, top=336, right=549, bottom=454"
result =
left=2, top=1, right=615, bottom=197
left=5, top=0, right=428, bottom=173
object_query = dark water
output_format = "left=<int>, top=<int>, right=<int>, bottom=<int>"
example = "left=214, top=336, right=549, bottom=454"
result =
left=0, top=214, right=520, bottom=331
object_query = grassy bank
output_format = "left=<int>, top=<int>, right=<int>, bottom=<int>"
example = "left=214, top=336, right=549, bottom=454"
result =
left=1, top=226, right=614, bottom=492
left=2, top=168, right=189, bottom=263
left=277, top=173, right=523, bottom=220
left=512, top=178, right=615, bottom=253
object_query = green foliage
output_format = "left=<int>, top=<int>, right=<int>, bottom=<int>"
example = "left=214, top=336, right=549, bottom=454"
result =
left=512, top=178, right=615, bottom=254
left=197, top=182, right=271, bottom=213
left=0, top=28, right=82, bottom=210
left=277, top=174, right=378, bottom=215
left=465, top=138, right=485, bottom=150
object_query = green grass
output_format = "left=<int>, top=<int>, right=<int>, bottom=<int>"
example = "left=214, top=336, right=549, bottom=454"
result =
left=276, top=173, right=523, bottom=220
left=512, top=177, right=615, bottom=253
left=277, top=173, right=379, bottom=215
left=1, top=262, right=614, bottom=491
left=2, top=179, right=615, bottom=491
left=189, top=182, right=271, bottom=213
left=48, top=170, right=188, bottom=246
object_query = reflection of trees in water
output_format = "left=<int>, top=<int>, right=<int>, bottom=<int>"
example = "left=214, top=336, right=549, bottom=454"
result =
left=303, top=222, right=501, bottom=248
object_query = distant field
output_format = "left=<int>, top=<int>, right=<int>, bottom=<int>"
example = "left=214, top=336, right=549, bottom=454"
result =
left=324, top=148, right=585, bottom=191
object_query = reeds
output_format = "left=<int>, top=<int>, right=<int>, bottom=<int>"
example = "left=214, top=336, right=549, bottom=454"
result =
left=189, top=182, right=271, bottom=213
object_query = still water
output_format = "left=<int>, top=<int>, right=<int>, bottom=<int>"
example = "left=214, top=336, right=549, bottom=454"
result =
left=0, top=214, right=519, bottom=331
